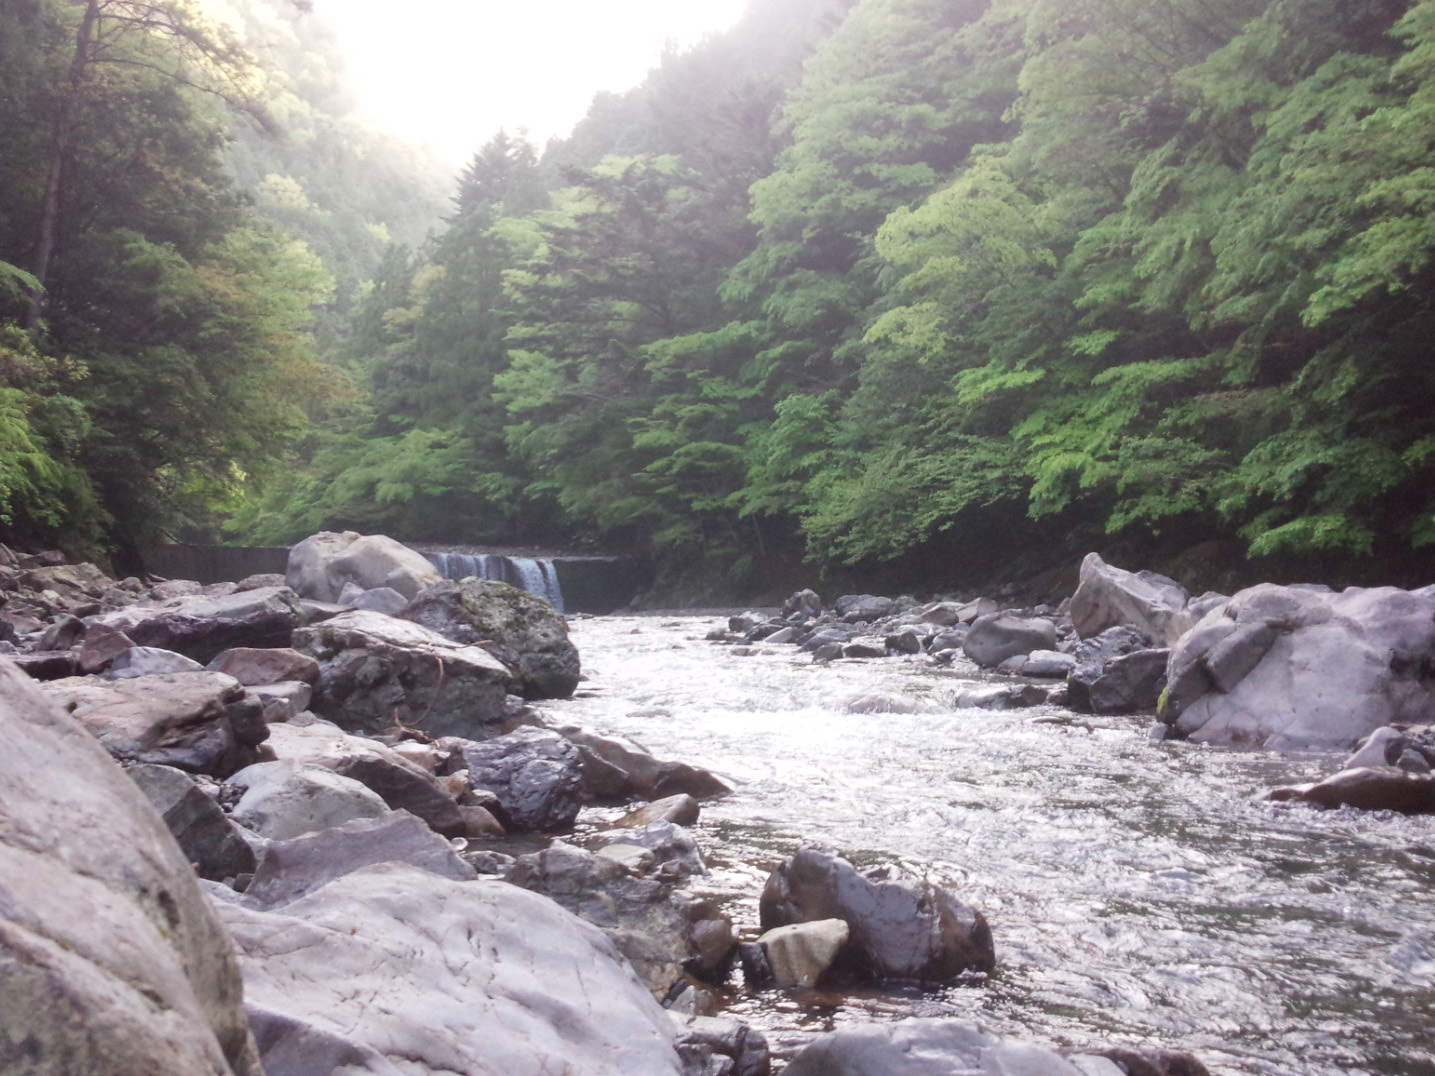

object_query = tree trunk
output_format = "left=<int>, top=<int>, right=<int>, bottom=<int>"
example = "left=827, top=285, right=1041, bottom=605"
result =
left=24, top=0, right=101, bottom=332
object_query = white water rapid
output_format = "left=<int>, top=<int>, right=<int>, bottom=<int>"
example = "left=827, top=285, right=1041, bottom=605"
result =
left=543, top=614, right=1435, bottom=1075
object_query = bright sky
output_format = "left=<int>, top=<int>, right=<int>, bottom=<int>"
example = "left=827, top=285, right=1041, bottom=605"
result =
left=312, top=0, right=751, bottom=165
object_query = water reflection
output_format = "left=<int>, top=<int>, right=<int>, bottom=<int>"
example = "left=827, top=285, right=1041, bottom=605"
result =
left=545, top=616, right=1435, bottom=1075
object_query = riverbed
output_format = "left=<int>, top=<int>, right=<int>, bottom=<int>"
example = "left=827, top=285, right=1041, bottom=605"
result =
left=542, top=613, right=1435, bottom=1075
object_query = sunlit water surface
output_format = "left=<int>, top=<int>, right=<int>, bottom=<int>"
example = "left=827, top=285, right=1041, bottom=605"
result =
left=542, top=615, right=1435, bottom=1075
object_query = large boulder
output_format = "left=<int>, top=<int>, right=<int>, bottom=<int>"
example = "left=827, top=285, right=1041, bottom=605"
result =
left=41, top=671, right=269, bottom=778
left=1161, top=584, right=1435, bottom=749
left=0, top=658, right=262, bottom=1076
left=227, top=760, right=391, bottom=841
left=285, top=531, right=442, bottom=603
left=400, top=578, right=580, bottom=699
left=444, top=726, right=585, bottom=832
left=1070, top=552, right=1195, bottom=645
left=213, top=862, right=686, bottom=1076
left=782, top=1019, right=1087, bottom=1076
left=1270, top=767, right=1435, bottom=813
left=962, top=613, right=1057, bottom=668
left=263, top=719, right=466, bottom=838
left=759, top=847, right=994, bottom=984
left=292, top=609, right=513, bottom=737
left=120, top=587, right=306, bottom=664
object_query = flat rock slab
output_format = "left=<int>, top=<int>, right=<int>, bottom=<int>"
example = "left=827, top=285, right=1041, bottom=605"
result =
left=293, top=609, right=513, bottom=738
left=213, top=862, right=686, bottom=1076
left=42, top=671, right=268, bottom=778
left=0, top=657, right=262, bottom=1076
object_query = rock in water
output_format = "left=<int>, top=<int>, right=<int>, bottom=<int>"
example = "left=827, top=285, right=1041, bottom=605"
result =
left=1070, top=552, right=1195, bottom=645
left=285, top=531, right=443, bottom=603
left=783, top=1018, right=1085, bottom=1076
left=214, top=862, right=687, bottom=1076
left=962, top=613, right=1058, bottom=668
left=0, top=657, right=262, bottom=1076
left=1162, top=583, right=1435, bottom=749
left=400, top=577, right=580, bottom=699
left=760, top=847, right=994, bottom=983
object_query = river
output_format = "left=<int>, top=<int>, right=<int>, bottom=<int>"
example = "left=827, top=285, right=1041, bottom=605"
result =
left=541, top=613, right=1435, bottom=1075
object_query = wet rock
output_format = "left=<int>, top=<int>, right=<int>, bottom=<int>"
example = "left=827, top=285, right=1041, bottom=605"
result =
left=671, top=1014, right=771, bottom=1076
left=1020, top=649, right=1076, bottom=677
left=509, top=842, right=736, bottom=997
left=1070, top=552, right=1195, bottom=646
left=126, top=763, right=257, bottom=882
left=446, top=726, right=584, bottom=831
left=953, top=683, right=1048, bottom=710
left=228, top=759, right=391, bottom=840
left=782, top=589, right=823, bottom=620
left=43, top=671, right=269, bottom=777
left=400, top=577, right=580, bottom=699
left=764, top=625, right=800, bottom=645
left=285, top=530, right=443, bottom=603
left=1083, top=648, right=1169, bottom=715
left=885, top=628, right=924, bottom=654
left=760, top=847, right=994, bottom=984
left=963, top=613, right=1057, bottom=668
left=744, top=919, right=850, bottom=988
left=835, top=594, right=896, bottom=623
left=1342, top=726, right=1413, bottom=770
left=215, top=862, right=686, bottom=1076
left=842, top=638, right=888, bottom=659
left=928, top=627, right=970, bottom=654
left=561, top=725, right=732, bottom=800
left=619, top=793, right=703, bottom=828
left=263, top=720, right=466, bottom=837
left=0, top=658, right=262, bottom=1076
left=1162, top=584, right=1435, bottom=749
left=783, top=1018, right=1083, bottom=1076
left=1092, top=1046, right=1212, bottom=1076
left=1271, top=767, right=1435, bottom=813
left=242, top=811, right=475, bottom=908
left=597, top=821, right=706, bottom=878
left=206, top=646, right=320, bottom=687
left=1067, top=626, right=1153, bottom=711
left=293, top=608, right=513, bottom=738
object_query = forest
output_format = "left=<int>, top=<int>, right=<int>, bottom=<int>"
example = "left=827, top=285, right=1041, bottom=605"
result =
left=1, top=0, right=1433, bottom=595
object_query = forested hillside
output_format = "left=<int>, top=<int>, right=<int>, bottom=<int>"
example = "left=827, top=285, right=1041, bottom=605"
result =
left=3, top=0, right=1433, bottom=593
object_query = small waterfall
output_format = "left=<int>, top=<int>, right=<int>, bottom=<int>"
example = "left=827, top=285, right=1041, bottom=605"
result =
left=424, top=552, right=565, bottom=614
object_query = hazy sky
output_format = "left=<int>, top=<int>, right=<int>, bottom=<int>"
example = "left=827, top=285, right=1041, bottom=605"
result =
left=312, top=0, right=751, bottom=165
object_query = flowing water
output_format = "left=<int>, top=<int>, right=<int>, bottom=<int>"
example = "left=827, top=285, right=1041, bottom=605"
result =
left=543, top=614, right=1435, bottom=1075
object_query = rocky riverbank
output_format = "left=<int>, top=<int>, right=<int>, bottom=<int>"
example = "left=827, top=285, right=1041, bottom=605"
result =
left=1, top=532, right=1428, bottom=1074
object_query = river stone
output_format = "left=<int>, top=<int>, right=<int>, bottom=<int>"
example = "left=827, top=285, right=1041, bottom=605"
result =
left=1270, top=767, right=1435, bottom=813
left=263, top=720, right=465, bottom=837
left=1161, top=584, right=1435, bottom=749
left=1344, top=727, right=1410, bottom=769
left=243, top=811, right=476, bottom=908
left=445, top=726, right=584, bottom=831
left=834, top=594, right=895, bottom=623
left=1021, top=649, right=1077, bottom=677
left=753, top=919, right=850, bottom=988
left=338, top=584, right=409, bottom=615
left=76, top=620, right=136, bottom=674
left=206, top=647, right=319, bottom=687
left=228, top=759, right=391, bottom=840
left=399, top=577, right=580, bottom=699
left=963, top=613, right=1058, bottom=668
left=126, top=763, right=258, bottom=883
left=953, top=683, right=1047, bottom=710
left=106, top=645, right=206, bottom=678
left=285, top=531, right=443, bottom=603
left=213, top=861, right=686, bottom=1076
left=670, top=1014, right=771, bottom=1076
left=783, top=588, right=823, bottom=619
left=122, top=587, right=307, bottom=664
left=292, top=608, right=513, bottom=738
left=618, top=793, right=702, bottom=828
left=783, top=1018, right=1085, bottom=1076
left=508, top=842, right=735, bottom=997
left=42, top=671, right=269, bottom=778
left=560, top=725, right=733, bottom=800
left=1070, top=552, right=1195, bottom=646
left=596, top=821, right=706, bottom=878
left=1084, top=648, right=1169, bottom=715
left=0, top=657, right=262, bottom=1076
left=760, top=847, right=994, bottom=984
left=1066, top=626, right=1153, bottom=712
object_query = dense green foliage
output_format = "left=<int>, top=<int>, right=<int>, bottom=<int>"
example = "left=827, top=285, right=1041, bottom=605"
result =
left=6, top=0, right=1434, bottom=587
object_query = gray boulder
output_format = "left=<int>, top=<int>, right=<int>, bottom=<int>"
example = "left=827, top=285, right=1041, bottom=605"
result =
left=122, top=587, right=306, bottom=664
left=782, top=588, right=823, bottom=619
left=445, top=726, right=584, bottom=831
left=1161, top=584, right=1435, bottom=749
left=338, top=584, right=409, bottom=615
left=0, top=658, right=262, bottom=1076
left=285, top=531, right=443, bottom=603
left=834, top=594, right=895, bottom=623
left=1082, top=648, right=1170, bottom=715
left=783, top=1019, right=1085, bottom=1076
left=561, top=725, right=733, bottom=800
left=106, top=645, right=205, bottom=678
left=1066, top=626, right=1152, bottom=712
left=400, top=577, right=580, bottom=699
left=963, top=613, right=1057, bottom=668
left=1069, top=552, right=1194, bottom=645
left=228, top=760, right=391, bottom=841
left=42, top=671, right=269, bottom=778
left=127, top=763, right=257, bottom=882
left=760, top=847, right=994, bottom=984
left=206, top=647, right=319, bottom=687
left=214, top=862, right=686, bottom=1076
left=293, top=608, right=513, bottom=737
left=1270, top=767, right=1435, bottom=813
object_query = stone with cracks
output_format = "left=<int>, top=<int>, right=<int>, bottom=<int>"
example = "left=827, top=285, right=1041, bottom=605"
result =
left=42, top=671, right=268, bottom=778
left=293, top=608, right=513, bottom=738
left=400, top=577, right=580, bottom=699
left=285, top=531, right=443, bottom=603
left=0, top=657, right=262, bottom=1076
left=445, top=726, right=584, bottom=832
left=1070, top=553, right=1195, bottom=645
left=1161, top=584, right=1435, bottom=749
left=760, top=847, right=994, bottom=984
left=213, top=862, right=686, bottom=1076
left=783, top=1018, right=1085, bottom=1076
